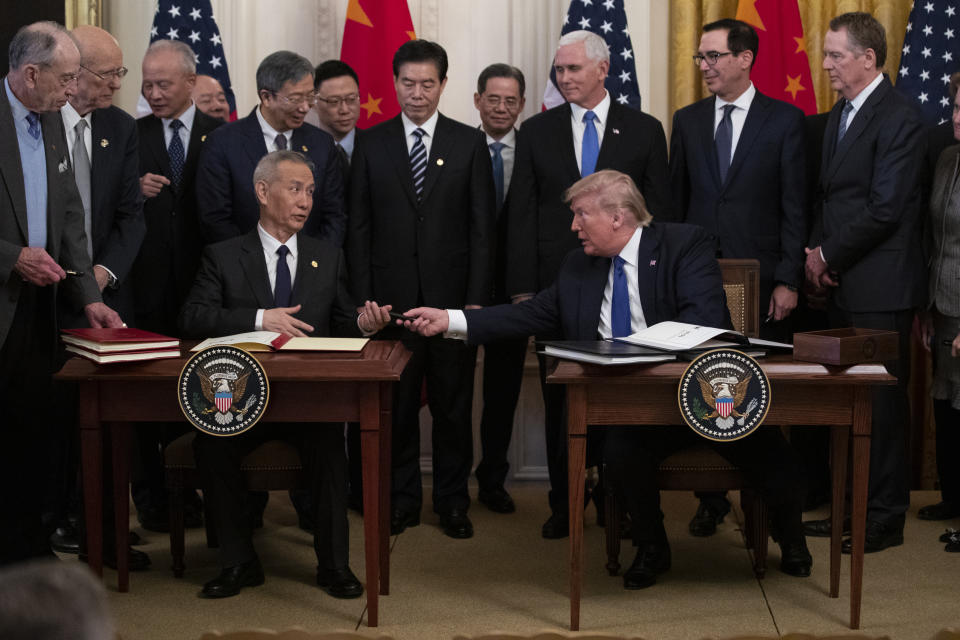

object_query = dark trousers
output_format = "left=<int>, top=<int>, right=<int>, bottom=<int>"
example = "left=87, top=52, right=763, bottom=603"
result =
left=391, top=333, right=476, bottom=514
left=475, top=338, right=527, bottom=491
left=604, top=425, right=806, bottom=547
left=932, top=399, right=960, bottom=506
left=829, top=305, right=912, bottom=526
left=193, top=423, right=349, bottom=570
left=538, top=353, right=570, bottom=514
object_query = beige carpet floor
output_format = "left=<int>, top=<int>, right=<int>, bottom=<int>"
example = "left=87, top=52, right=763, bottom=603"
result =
left=70, top=486, right=959, bottom=640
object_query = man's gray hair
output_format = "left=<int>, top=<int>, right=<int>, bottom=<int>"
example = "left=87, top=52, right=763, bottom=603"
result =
left=0, top=560, right=115, bottom=640
left=253, top=150, right=316, bottom=188
left=256, top=50, right=314, bottom=94
left=8, top=21, right=70, bottom=71
left=557, top=29, right=609, bottom=63
left=144, top=39, right=196, bottom=74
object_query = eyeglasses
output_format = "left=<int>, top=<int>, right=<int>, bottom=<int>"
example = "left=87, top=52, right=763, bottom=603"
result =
left=271, top=90, right=320, bottom=107
left=481, top=95, right=521, bottom=109
left=81, top=65, right=129, bottom=80
left=692, top=51, right=734, bottom=66
left=315, top=93, right=360, bottom=108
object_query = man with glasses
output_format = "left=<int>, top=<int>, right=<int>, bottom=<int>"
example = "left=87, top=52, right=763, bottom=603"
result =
left=313, top=60, right=361, bottom=176
left=192, top=75, right=229, bottom=122
left=197, top=51, right=345, bottom=247
left=670, top=18, right=807, bottom=539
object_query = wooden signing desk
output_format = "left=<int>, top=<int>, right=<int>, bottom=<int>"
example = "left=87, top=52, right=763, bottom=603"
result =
left=56, top=340, right=410, bottom=627
left=547, top=355, right=895, bottom=631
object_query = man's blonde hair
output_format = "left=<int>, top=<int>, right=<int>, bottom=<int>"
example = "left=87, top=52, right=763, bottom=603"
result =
left=563, top=169, right=652, bottom=226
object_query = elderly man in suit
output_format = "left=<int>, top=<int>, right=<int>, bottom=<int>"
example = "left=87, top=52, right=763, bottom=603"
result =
left=180, top=150, right=390, bottom=598
left=401, top=169, right=811, bottom=589
left=197, top=51, right=345, bottom=247
left=507, top=29, right=674, bottom=539
left=1, top=21, right=122, bottom=565
left=803, top=12, right=926, bottom=553
left=346, top=39, right=494, bottom=539
left=670, top=18, right=807, bottom=538
left=131, top=39, right=224, bottom=532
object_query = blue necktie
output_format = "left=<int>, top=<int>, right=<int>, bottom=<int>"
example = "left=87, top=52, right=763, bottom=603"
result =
left=274, top=245, right=292, bottom=307
left=489, top=141, right=505, bottom=209
left=25, top=112, right=41, bottom=140
left=836, top=101, right=855, bottom=149
left=410, top=127, right=427, bottom=200
left=715, top=104, right=735, bottom=183
left=581, top=110, right=599, bottom=177
left=611, top=256, right=631, bottom=337
left=168, top=119, right=185, bottom=188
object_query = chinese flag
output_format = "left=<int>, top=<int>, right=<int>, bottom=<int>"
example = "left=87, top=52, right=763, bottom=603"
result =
left=736, top=0, right=817, bottom=115
left=340, top=0, right=416, bottom=128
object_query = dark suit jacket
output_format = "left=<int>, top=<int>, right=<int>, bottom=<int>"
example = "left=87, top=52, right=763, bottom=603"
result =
left=346, top=113, right=495, bottom=311
left=131, top=109, right=222, bottom=326
left=179, top=229, right=359, bottom=338
left=0, top=82, right=99, bottom=350
left=61, top=105, right=145, bottom=325
left=197, top=107, right=346, bottom=246
left=670, top=91, right=807, bottom=303
left=465, top=222, right=729, bottom=344
left=810, top=76, right=926, bottom=312
left=506, top=100, right=673, bottom=298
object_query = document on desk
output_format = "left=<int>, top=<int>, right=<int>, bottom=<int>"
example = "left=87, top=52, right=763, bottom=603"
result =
left=539, top=340, right=676, bottom=365
left=615, top=321, right=747, bottom=351
left=192, top=331, right=369, bottom=352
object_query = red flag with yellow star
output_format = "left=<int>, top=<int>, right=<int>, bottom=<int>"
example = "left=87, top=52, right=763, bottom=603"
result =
left=340, top=0, right=416, bottom=128
left=736, top=0, right=817, bottom=115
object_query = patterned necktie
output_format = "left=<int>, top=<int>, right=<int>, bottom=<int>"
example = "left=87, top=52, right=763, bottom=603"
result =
left=25, top=112, right=41, bottom=140
left=489, top=141, right=505, bottom=210
left=836, top=101, right=855, bottom=147
left=410, top=127, right=427, bottom=200
left=611, top=256, right=631, bottom=337
left=274, top=245, right=292, bottom=307
left=168, top=119, right=185, bottom=188
left=275, top=133, right=288, bottom=150
left=715, top=104, right=735, bottom=183
left=581, top=110, right=599, bottom=177
left=73, top=119, right=93, bottom=258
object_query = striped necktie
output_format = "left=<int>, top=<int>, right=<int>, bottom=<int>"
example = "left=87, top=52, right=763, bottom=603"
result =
left=410, top=127, right=427, bottom=200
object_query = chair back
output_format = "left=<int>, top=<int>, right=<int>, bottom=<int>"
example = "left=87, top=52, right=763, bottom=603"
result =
left=718, top=258, right=760, bottom=337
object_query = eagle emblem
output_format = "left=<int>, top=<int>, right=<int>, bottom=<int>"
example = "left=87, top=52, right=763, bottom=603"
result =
left=198, top=367, right=254, bottom=425
left=178, top=346, right=269, bottom=436
left=696, top=372, right=759, bottom=430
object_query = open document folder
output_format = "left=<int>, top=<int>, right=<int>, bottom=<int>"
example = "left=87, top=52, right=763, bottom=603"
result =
left=192, top=331, right=368, bottom=352
left=613, top=321, right=792, bottom=352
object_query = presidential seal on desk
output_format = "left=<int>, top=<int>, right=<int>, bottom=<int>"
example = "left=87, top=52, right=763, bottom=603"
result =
left=178, top=345, right=269, bottom=436
left=678, top=349, right=770, bottom=442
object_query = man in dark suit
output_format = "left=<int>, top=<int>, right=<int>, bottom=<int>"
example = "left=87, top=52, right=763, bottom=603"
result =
left=402, top=169, right=811, bottom=589
left=197, top=51, right=345, bottom=247
left=1, top=21, right=122, bottom=565
left=472, top=63, right=528, bottom=515
left=670, top=18, right=807, bottom=538
left=507, top=29, right=673, bottom=538
left=192, top=74, right=229, bottom=122
left=346, top=39, right=495, bottom=539
left=803, top=12, right=926, bottom=553
left=131, top=39, right=223, bottom=531
left=180, top=150, right=390, bottom=598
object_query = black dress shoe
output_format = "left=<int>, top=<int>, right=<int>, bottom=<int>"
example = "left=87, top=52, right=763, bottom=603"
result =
left=841, top=520, right=903, bottom=554
left=541, top=512, right=569, bottom=539
left=478, top=487, right=516, bottom=514
left=50, top=525, right=80, bottom=554
left=622, top=542, right=671, bottom=590
left=802, top=516, right=850, bottom=538
left=390, top=508, right=420, bottom=535
left=316, top=566, right=364, bottom=598
left=688, top=501, right=730, bottom=537
left=945, top=531, right=960, bottom=552
left=917, top=501, right=960, bottom=521
left=940, top=528, right=958, bottom=543
left=79, top=546, right=152, bottom=572
left=438, top=508, right=473, bottom=539
left=200, top=559, right=265, bottom=598
left=779, top=540, right=812, bottom=577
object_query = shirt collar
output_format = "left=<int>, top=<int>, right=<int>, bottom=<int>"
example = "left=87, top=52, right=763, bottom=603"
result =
left=257, top=104, right=291, bottom=140
left=4, top=78, right=30, bottom=122
left=484, top=127, right=516, bottom=148
left=60, top=101, right=91, bottom=133
left=338, top=127, right=356, bottom=156
left=716, top=82, right=756, bottom=112
left=402, top=109, right=439, bottom=139
left=570, top=90, right=611, bottom=126
left=847, top=72, right=884, bottom=113
left=257, top=223, right=298, bottom=258
left=162, top=102, right=196, bottom=132
left=616, top=227, right=643, bottom=267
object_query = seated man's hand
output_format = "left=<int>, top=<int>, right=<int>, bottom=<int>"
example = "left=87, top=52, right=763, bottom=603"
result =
left=140, top=172, right=170, bottom=198
left=84, top=302, right=124, bottom=328
left=358, top=300, right=392, bottom=333
left=263, top=304, right=314, bottom=337
left=401, top=307, right=449, bottom=337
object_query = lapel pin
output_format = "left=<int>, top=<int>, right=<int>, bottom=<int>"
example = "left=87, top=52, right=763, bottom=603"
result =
left=612, top=128, right=620, bottom=134
left=436, top=158, right=444, bottom=166
left=201, top=134, right=207, bottom=142
left=649, top=259, right=657, bottom=266
left=302, top=145, right=308, bottom=152
left=311, top=260, right=318, bottom=268
left=100, top=138, right=109, bottom=148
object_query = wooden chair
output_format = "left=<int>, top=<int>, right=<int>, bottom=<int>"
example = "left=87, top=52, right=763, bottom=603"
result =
left=603, top=258, right=769, bottom=577
left=164, top=432, right=303, bottom=577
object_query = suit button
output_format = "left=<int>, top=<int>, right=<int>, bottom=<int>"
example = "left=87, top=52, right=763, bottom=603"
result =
left=418, top=216, right=424, bottom=223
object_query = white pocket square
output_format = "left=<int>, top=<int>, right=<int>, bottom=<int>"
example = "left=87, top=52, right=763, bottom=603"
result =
left=58, top=159, right=69, bottom=173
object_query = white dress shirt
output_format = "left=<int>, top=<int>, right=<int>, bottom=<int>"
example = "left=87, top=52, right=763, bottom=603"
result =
left=485, top=127, right=516, bottom=195
left=402, top=109, right=439, bottom=157
left=713, top=82, right=756, bottom=164
left=598, top=227, right=647, bottom=339
left=338, top=127, right=356, bottom=160
left=254, top=224, right=298, bottom=330
left=256, top=106, right=292, bottom=152
left=569, top=91, right=611, bottom=173
left=162, top=102, right=196, bottom=156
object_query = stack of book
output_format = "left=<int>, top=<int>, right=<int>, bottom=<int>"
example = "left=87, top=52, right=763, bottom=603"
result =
left=61, top=328, right=181, bottom=364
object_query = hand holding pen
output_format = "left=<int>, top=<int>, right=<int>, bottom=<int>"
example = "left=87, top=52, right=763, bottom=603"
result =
left=13, top=247, right=68, bottom=286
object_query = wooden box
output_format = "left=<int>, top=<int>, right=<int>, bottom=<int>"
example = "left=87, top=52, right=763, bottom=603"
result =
left=792, top=328, right=898, bottom=365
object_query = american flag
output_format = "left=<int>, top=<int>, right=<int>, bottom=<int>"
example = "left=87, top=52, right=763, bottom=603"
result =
left=142, top=0, right=237, bottom=120
left=896, top=1, right=960, bottom=125
left=543, top=0, right=641, bottom=111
